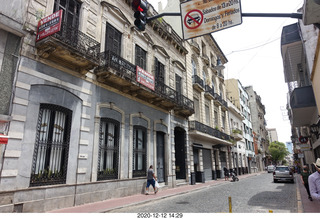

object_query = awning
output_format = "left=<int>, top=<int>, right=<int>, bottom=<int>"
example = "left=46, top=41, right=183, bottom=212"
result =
left=0, top=134, right=9, bottom=144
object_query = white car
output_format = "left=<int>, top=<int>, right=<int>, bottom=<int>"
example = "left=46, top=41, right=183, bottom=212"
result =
left=267, top=165, right=275, bottom=173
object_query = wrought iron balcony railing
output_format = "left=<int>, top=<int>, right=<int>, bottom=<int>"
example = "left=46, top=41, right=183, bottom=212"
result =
left=192, top=75, right=204, bottom=89
left=189, top=121, right=233, bottom=142
left=54, top=22, right=101, bottom=62
left=98, top=50, right=136, bottom=80
left=96, top=50, right=194, bottom=116
left=214, top=93, right=228, bottom=109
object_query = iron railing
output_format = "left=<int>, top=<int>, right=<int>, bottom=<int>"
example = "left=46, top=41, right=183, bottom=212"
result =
left=97, top=118, right=120, bottom=181
left=205, top=85, right=215, bottom=97
left=54, top=22, right=100, bottom=62
left=97, top=50, right=194, bottom=113
left=214, top=93, right=228, bottom=109
left=30, top=104, right=72, bottom=187
left=189, top=121, right=233, bottom=142
left=192, top=75, right=204, bottom=88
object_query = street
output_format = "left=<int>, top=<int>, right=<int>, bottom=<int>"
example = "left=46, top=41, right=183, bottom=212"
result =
left=109, top=173, right=298, bottom=213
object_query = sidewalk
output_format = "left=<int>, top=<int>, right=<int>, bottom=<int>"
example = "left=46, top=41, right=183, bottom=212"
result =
left=295, top=173, right=320, bottom=213
left=48, top=173, right=259, bottom=213
left=48, top=172, right=319, bottom=213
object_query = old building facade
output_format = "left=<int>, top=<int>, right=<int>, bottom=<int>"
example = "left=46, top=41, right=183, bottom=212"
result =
left=245, top=86, right=269, bottom=171
left=0, top=0, right=196, bottom=212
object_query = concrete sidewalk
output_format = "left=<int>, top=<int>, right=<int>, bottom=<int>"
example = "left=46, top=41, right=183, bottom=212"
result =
left=48, top=172, right=319, bottom=213
left=295, top=173, right=320, bottom=213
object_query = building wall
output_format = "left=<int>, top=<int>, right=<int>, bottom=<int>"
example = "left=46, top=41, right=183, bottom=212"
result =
left=0, top=0, right=193, bottom=212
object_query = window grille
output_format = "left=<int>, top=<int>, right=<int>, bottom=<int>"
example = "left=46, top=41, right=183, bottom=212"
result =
left=133, top=126, right=147, bottom=177
left=97, top=118, right=120, bottom=180
left=30, top=104, right=72, bottom=187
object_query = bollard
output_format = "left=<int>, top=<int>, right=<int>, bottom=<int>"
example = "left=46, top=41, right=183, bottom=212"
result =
left=229, top=196, right=232, bottom=213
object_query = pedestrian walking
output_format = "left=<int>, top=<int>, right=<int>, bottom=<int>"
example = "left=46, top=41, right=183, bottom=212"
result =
left=223, top=167, right=229, bottom=181
left=300, top=165, right=312, bottom=201
left=308, top=158, right=320, bottom=201
left=145, top=165, right=158, bottom=195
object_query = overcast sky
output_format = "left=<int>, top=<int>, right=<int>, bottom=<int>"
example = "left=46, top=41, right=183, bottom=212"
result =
left=148, top=0, right=304, bottom=143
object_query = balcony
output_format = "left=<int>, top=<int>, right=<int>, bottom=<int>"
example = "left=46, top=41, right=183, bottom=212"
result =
left=192, top=75, right=205, bottom=92
left=204, top=85, right=214, bottom=100
left=231, top=129, right=243, bottom=141
left=94, top=50, right=194, bottom=117
left=36, top=22, right=100, bottom=74
left=189, top=121, right=233, bottom=144
left=290, top=85, right=317, bottom=127
left=214, top=93, right=228, bottom=110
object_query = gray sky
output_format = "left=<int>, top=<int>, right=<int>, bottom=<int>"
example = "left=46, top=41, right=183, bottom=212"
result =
left=148, top=0, right=304, bottom=143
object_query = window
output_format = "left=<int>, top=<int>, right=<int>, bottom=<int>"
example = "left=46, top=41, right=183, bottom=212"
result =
left=135, top=45, right=147, bottom=70
left=54, top=0, right=81, bottom=28
left=192, top=60, right=197, bottom=76
left=98, top=118, right=120, bottom=180
left=176, top=74, right=182, bottom=95
left=214, top=109, right=218, bottom=128
left=30, top=104, right=72, bottom=187
left=205, top=104, right=210, bottom=126
left=194, top=97, right=200, bottom=121
left=133, top=126, right=147, bottom=177
left=106, top=23, right=122, bottom=55
left=202, top=71, right=207, bottom=85
left=155, top=58, right=165, bottom=94
left=155, top=58, right=165, bottom=83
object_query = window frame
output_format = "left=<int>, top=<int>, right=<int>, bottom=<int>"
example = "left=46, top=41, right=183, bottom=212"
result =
left=30, top=104, right=72, bottom=187
left=132, top=125, right=147, bottom=177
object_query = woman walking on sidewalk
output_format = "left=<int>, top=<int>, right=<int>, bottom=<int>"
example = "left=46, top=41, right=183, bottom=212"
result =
left=301, top=165, right=312, bottom=201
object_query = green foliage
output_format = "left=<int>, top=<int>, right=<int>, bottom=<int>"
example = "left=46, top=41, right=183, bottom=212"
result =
left=269, top=141, right=289, bottom=165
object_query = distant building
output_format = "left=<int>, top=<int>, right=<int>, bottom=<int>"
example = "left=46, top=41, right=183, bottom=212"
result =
left=267, top=128, right=279, bottom=143
left=286, top=142, right=293, bottom=154
left=245, top=86, right=269, bottom=171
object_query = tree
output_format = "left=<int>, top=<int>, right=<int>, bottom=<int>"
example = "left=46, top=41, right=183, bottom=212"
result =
left=268, top=141, right=289, bottom=165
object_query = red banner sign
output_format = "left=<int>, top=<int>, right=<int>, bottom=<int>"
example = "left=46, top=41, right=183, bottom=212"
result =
left=36, top=10, right=63, bottom=42
left=0, top=134, right=9, bottom=144
left=136, top=66, right=155, bottom=91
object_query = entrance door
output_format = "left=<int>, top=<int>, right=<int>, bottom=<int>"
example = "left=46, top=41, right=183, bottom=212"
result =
left=203, top=149, right=213, bottom=181
left=156, top=132, right=165, bottom=183
left=174, top=127, right=186, bottom=179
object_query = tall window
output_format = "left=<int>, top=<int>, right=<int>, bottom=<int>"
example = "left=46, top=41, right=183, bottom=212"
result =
left=192, top=60, right=197, bottom=76
left=106, top=23, right=122, bottom=55
left=30, top=104, right=72, bottom=187
left=133, top=126, right=147, bottom=177
left=54, top=0, right=81, bottom=28
left=135, top=45, right=147, bottom=70
left=176, top=74, right=182, bottom=95
left=98, top=118, right=120, bottom=180
left=194, top=97, right=200, bottom=121
left=205, top=104, right=211, bottom=126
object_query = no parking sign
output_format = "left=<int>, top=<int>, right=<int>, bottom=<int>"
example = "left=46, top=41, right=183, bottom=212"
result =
left=180, top=0, right=242, bottom=39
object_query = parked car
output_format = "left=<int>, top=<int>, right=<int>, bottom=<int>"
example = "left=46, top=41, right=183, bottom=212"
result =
left=267, top=165, right=275, bottom=173
left=273, top=166, right=294, bottom=183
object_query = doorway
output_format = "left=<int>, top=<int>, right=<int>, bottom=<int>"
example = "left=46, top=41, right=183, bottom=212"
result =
left=174, top=127, right=186, bottom=179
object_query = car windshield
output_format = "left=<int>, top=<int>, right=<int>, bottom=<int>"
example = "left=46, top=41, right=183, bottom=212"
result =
left=276, top=167, right=289, bottom=171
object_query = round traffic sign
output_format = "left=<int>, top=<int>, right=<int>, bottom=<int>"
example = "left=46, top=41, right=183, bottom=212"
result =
left=184, top=9, right=203, bottom=29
